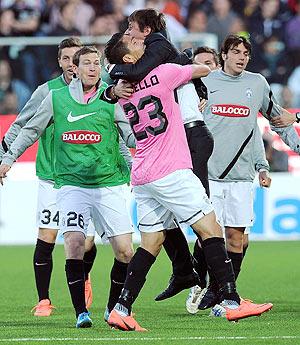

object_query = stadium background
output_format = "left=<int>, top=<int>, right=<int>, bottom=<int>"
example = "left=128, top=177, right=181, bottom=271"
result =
left=0, top=0, right=299, bottom=243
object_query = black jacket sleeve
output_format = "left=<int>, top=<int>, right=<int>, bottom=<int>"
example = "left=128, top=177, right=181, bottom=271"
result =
left=109, top=33, right=191, bottom=82
left=99, top=85, right=118, bottom=104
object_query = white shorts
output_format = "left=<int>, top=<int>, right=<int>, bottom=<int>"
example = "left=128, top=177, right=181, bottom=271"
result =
left=57, top=184, right=133, bottom=239
left=37, top=179, right=95, bottom=235
left=209, top=180, right=254, bottom=228
left=37, top=179, right=60, bottom=230
left=134, top=169, right=214, bottom=233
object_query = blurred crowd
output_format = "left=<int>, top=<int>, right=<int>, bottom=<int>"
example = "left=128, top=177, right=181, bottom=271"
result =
left=0, top=0, right=299, bottom=124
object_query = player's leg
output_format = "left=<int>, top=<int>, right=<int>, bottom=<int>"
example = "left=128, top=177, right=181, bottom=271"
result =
left=191, top=212, right=239, bottom=300
left=158, top=170, right=272, bottom=321
left=156, top=176, right=235, bottom=310
left=83, top=223, right=97, bottom=309
left=161, top=124, right=213, bottom=291
left=106, top=233, right=133, bottom=317
left=108, top=230, right=164, bottom=332
left=191, top=211, right=272, bottom=320
left=186, top=122, right=214, bottom=283
left=155, top=225, right=200, bottom=301
left=224, top=181, right=253, bottom=282
left=107, top=184, right=171, bottom=331
left=197, top=181, right=227, bottom=310
left=192, top=238, right=208, bottom=289
left=84, top=236, right=97, bottom=281
left=32, top=179, right=59, bottom=317
left=91, top=184, right=134, bottom=319
left=225, top=227, right=245, bottom=281
left=58, top=185, right=92, bottom=328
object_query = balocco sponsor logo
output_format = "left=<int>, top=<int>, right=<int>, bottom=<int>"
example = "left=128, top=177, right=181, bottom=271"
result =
left=62, top=130, right=101, bottom=144
left=211, top=104, right=250, bottom=117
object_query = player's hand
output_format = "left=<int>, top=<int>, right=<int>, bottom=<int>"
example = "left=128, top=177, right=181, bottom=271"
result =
left=270, top=111, right=296, bottom=127
left=198, top=99, right=207, bottom=113
left=0, top=164, right=11, bottom=185
left=114, top=80, right=134, bottom=99
left=259, top=171, right=271, bottom=188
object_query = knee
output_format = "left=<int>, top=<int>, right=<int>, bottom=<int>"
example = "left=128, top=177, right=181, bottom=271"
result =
left=38, top=229, right=57, bottom=243
left=141, top=236, right=164, bottom=257
left=85, top=236, right=95, bottom=252
left=226, top=229, right=244, bottom=252
left=64, top=232, right=85, bottom=259
left=115, top=245, right=134, bottom=263
left=192, top=212, right=223, bottom=240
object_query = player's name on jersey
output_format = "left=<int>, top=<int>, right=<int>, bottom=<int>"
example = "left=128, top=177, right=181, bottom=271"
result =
left=133, top=75, right=159, bottom=93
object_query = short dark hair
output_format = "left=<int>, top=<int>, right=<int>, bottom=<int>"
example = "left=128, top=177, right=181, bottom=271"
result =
left=128, top=9, right=166, bottom=32
left=72, top=46, right=100, bottom=66
left=104, top=33, right=129, bottom=65
left=57, top=37, right=82, bottom=58
left=219, top=34, right=252, bottom=68
left=194, top=46, right=219, bottom=65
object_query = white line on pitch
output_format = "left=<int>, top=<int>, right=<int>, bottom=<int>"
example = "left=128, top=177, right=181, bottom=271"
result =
left=0, top=336, right=299, bottom=342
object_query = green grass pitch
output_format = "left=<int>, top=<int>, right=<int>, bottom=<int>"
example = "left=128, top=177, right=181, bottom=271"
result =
left=0, top=241, right=299, bottom=345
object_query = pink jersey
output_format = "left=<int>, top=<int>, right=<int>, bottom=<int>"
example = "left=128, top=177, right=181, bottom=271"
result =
left=83, top=86, right=97, bottom=103
left=119, top=63, right=193, bottom=185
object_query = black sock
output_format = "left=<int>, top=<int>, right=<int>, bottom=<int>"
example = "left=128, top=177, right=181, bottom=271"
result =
left=107, top=259, right=128, bottom=312
left=227, top=251, right=243, bottom=281
left=193, top=240, right=208, bottom=288
left=117, top=247, right=156, bottom=314
left=65, top=259, right=87, bottom=317
left=202, top=237, right=240, bottom=303
left=163, top=227, right=193, bottom=276
left=83, top=244, right=97, bottom=281
left=33, top=239, right=55, bottom=301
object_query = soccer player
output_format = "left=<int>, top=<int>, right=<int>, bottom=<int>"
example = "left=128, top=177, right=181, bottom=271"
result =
left=0, top=37, right=98, bottom=316
left=107, top=8, right=213, bottom=297
left=197, top=35, right=299, bottom=312
left=164, top=46, right=272, bottom=314
left=104, top=33, right=273, bottom=331
left=0, top=46, right=135, bottom=328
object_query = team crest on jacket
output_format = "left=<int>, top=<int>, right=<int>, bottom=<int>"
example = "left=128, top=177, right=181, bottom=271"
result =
left=62, top=130, right=102, bottom=144
left=246, top=88, right=253, bottom=99
left=211, top=104, right=250, bottom=117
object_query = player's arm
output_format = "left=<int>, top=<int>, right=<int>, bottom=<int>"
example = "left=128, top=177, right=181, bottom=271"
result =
left=0, top=83, right=49, bottom=161
left=0, top=93, right=54, bottom=184
left=253, top=125, right=271, bottom=188
left=191, top=64, right=211, bottom=79
left=270, top=108, right=297, bottom=127
left=119, top=136, right=133, bottom=170
left=114, top=103, right=136, bottom=148
left=109, top=33, right=190, bottom=82
left=161, top=64, right=210, bottom=93
left=259, top=76, right=300, bottom=154
left=270, top=125, right=300, bottom=154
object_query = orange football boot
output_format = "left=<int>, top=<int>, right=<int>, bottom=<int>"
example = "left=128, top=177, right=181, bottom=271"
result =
left=31, top=299, right=55, bottom=317
left=108, top=310, right=147, bottom=332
